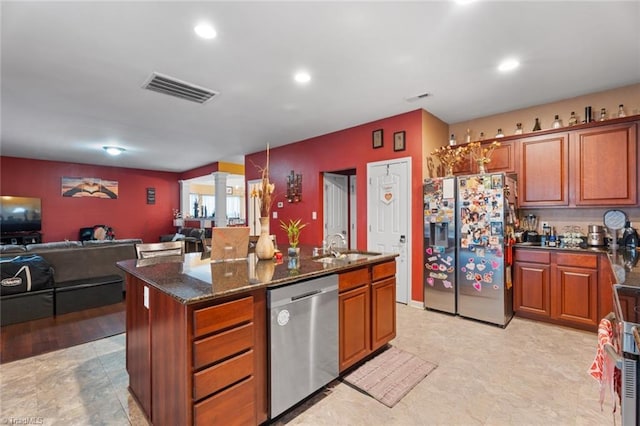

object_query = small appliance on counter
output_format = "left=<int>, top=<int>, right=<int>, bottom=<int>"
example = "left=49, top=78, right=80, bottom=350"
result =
left=603, top=209, right=628, bottom=250
left=587, top=224, right=606, bottom=247
left=522, top=214, right=539, bottom=243
left=621, top=221, right=639, bottom=249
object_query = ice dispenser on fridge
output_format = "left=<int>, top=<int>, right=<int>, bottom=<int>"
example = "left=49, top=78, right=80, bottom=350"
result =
left=423, top=177, right=457, bottom=314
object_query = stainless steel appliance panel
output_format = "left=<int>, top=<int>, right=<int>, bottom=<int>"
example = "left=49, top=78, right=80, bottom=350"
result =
left=268, top=275, right=339, bottom=418
left=423, top=177, right=457, bottom=314
left=456, top=173, right=516, bottom=327
left=613, top=284, right=640, bottom=425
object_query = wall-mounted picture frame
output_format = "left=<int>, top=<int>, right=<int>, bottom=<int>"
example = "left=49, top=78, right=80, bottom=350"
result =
left=146, top=187, right=156, bottom=205
left=393, top=131, right=406, bottom=152
left=372, top=129, right=383, bottom=149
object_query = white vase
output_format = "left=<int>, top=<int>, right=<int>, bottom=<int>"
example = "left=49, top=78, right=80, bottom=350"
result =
left=255, top=217, right=275, bottom=260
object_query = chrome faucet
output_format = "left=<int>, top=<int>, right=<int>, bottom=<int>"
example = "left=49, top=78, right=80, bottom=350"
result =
left=326, top=233, right=346, bottom=257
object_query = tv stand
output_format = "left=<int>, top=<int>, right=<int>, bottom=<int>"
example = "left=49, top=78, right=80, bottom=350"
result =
left=1, top=232, right=42, bottom=245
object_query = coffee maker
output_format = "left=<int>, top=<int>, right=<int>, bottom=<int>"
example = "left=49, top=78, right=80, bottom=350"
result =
left=522, top=214, right=539, bottom=243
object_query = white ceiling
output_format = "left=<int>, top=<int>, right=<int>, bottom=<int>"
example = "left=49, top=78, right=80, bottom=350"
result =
left=1, top=1, right=639, bottom=173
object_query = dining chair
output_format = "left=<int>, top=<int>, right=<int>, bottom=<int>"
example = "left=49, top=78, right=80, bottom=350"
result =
left=134, top=241, right=185, bottom=259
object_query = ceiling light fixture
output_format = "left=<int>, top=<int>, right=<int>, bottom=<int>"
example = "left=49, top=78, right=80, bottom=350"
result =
left=194, top=23, right=217, bottom=40
left=294, top=71, right=311, bottom=84
left=498, top=58, right=520, bottom=72
left=103, top=146, right=125, bottom=156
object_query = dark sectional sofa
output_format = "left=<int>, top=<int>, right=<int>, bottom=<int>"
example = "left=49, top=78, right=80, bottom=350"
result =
left=0, top=239, right=141, bottom=326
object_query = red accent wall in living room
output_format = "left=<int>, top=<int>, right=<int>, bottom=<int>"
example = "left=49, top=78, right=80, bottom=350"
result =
left=0, top=157, right=179, bottom=243
left=245, top=109, right=425, bottom=301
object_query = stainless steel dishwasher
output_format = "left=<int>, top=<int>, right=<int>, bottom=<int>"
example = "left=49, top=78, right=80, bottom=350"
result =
left=268, top=274, right=339, bottom=419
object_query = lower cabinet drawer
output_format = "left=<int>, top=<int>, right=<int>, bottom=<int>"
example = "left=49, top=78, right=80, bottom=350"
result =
left=372, top=260, right=396, bottom=281
left=194, top=376, right=256, bottom=426
left=193, top=296, right=254, bottom=338
left=193, top=322, right=254, bottom=370
left=193, top=349, right=254, bottom=401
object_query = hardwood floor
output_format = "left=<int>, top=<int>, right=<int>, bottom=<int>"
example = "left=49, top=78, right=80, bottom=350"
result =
left=0, top=300, right=125, bottom=364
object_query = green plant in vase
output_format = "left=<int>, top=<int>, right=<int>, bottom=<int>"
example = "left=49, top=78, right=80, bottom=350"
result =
left=280, top=218, right=307, bottom=257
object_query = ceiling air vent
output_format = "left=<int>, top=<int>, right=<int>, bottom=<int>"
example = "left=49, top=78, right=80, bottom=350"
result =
left=142, top=72, right=218, bottom=104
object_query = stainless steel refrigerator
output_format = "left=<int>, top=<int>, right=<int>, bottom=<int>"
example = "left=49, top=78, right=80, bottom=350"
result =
left=456, top=173, right=517, bottom=327
left=423, top=177, right=457, bottom=314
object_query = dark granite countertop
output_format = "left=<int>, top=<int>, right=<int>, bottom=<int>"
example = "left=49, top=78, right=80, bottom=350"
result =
left=607, top=248, right=640, bottom=288
left=513, top=242, right=609, bottom=254
left=116, top=247, right=397, bottom=305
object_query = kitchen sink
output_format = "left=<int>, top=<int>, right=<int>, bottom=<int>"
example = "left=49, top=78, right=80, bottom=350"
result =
left=313, top=251, right=381, bottom=264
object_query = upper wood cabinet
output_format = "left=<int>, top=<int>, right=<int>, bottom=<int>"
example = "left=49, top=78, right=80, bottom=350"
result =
left=515, top=118, right=638, bottom=208
left=518, top=134, right=569, bottom=207
left=486, top=140, right=517, bottom=174
left=570, top=122, right=637, bottom=206
left=453, top=140, right=517, bottom=175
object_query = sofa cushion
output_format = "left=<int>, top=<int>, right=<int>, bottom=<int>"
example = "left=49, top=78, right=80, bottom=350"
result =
left=82, top=238, right=142, bottom=247
left=0, top=244, right=26, bottom=254
left=25, top=241, right=82, bottom=251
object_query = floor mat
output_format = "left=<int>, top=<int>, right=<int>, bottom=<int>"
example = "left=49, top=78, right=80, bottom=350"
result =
left=343, top=346, right=437, bottom=408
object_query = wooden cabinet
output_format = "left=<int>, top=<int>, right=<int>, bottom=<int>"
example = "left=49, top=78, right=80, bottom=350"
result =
left=126, top=274, right=267, bottom=426
left=486, top=140, right=517, bottom=174
left=125, top=276, right=152, bottom=417
left=339, top=283, right=370, bottom=372
left=571, top=122, right=637, bottom=206
left=453, top=140, right=517, bottom=175
left=516, top=119, right=638, bottom=207
left=513, top=249, right=601, bottom=331
left=513, top=250, right=551, bottom=318
left=518, top=134, right=569, bottom=207
left=338, top=261, right=396, bottom=372
left=371, top=261, right=396, bottom=351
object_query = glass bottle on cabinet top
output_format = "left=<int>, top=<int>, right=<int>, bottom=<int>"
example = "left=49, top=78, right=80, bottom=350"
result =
left=449, top=134, right=456, bottom=146
left=599, top=108, right=607, bottom=121
left=568, top=111, right=578, bottom=126
left=465, top=128, right=471, bottom=143
left=552, top=114, right=562, bottom=129
left=495, top=128, right=504, bottom=138
left=618, top=104, right=626, bottom=118
left=532, top=117, right=541, bottom=131
left=514, top=123, right=523, bottom=135
left=479, top=132, right=485, bottom=141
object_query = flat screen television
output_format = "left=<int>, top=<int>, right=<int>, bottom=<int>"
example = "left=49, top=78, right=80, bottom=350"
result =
left=0, top=196, right=42, bottom=233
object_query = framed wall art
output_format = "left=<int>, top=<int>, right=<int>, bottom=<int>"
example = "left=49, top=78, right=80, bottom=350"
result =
left=393, top=131, right=406, bottom=152
left=372, top=129, right=383, bottom=149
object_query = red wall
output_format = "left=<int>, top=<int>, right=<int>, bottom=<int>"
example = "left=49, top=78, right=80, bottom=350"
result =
left=0, top=157, right=179, bottom=243
left=245, top=109, right=425, bottom=301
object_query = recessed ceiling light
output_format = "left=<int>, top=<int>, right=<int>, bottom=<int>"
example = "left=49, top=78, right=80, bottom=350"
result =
left=103, top=146, right=125, bottom=156
left=294, top=71, right=311, bottom=84
left=194, top=23, right=217, bottom=40
left=498, top=58, right=520, bottom=72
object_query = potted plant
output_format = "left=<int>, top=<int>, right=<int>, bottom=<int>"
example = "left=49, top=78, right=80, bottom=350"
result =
left=280, top=218, right=307, bottom=257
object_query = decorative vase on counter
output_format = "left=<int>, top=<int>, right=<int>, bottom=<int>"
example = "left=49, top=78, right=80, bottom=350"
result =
left=255, top=217, right=275, bottom=260
left=287, top=247, right=300, bottom=258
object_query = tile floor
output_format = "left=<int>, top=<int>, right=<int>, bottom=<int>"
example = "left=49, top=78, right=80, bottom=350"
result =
left=0, top=304, right=619, bottom=425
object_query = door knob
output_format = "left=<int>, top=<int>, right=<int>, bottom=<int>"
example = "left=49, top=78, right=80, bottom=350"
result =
left=399, top=235, right=406, bottom=243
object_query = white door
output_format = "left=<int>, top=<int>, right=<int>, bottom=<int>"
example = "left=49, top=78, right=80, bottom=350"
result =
left=323, top=173, right=349, bottom=248
left=367, top=158, right=411, bottom=304
left=349, top=175, right=357, bottom=249
left=247, top=178, right=261, bottom=236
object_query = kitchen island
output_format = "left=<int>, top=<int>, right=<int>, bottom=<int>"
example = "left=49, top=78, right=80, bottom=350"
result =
left=117, top=249, right=398, bottom=426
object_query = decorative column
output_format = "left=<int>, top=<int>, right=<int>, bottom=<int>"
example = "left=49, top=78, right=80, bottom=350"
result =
left=178, top=180, right=190, bottom=220
left=213, top=172, right=228, bottom=228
